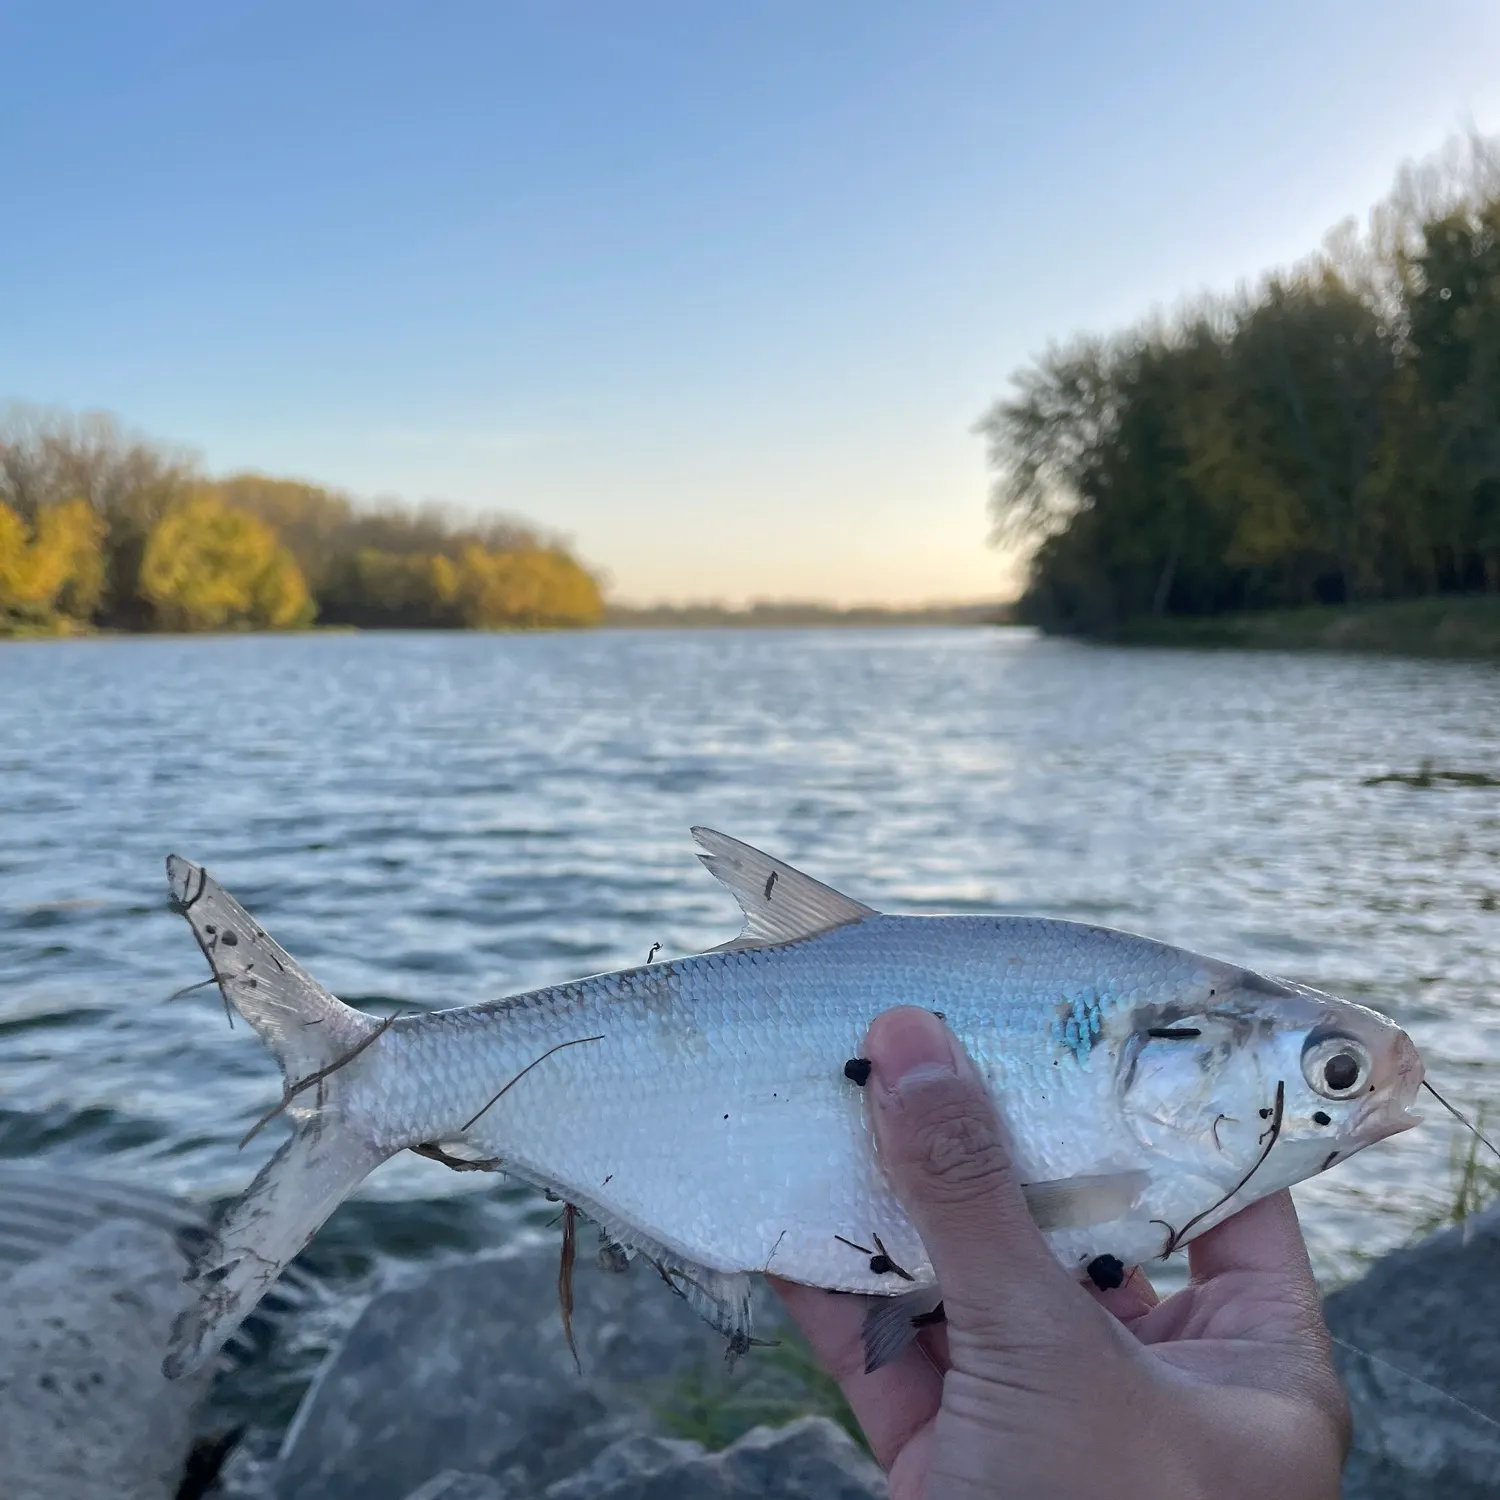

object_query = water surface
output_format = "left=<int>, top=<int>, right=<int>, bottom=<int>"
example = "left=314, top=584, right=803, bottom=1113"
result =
left=2, top=628, right=1497, bottom=1381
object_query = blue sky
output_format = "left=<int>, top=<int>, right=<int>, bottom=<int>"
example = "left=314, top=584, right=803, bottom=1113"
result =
left=3, top=3, right=1497, bottom=604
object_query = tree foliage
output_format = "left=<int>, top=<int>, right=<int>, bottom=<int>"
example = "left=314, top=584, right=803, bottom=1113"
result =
left=0, top=497, right=106, bottom=628
left=452, top=545, right=604, bottom=627
left=981, top=134, right=1500, bottom=631
left=0, top=410, right=604, bottom=634
left=139, top=492, right=313, bottom=631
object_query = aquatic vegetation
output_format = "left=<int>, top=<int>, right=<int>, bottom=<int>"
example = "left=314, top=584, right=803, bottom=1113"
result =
left=654, top=1331, right=867, bottom=1455
left=1409, top=1108, right=1500, bottom=1241
left=1364, top=760, right=1500, bottom=789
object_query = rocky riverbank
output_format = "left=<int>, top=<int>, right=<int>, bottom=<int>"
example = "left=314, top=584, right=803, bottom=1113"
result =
left=1, top=1179, right=1496, bottom=1499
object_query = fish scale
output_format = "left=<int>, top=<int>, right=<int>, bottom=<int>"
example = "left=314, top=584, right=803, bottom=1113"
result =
left=392, top=918, right=1159, bottom=1288
left=158, top=826, right=1425, bottom=1378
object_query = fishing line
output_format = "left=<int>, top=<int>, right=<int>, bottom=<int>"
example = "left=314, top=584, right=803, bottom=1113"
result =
left=1157, top=1079, right=1285, bottom=1257
left=461, top=1034, right=605, bottom=1131
left=165, top=976, right=222, bottom=1002
left=167, top=971, right=238, bottom=1026
left=1329, top=1335, right=1500, bottom=1437
left=1420, top=1080, right=1500, bottom=1164
left=239, top=1010, right=403, bottom=1148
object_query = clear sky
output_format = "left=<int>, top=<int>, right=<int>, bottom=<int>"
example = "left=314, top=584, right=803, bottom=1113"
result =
left=3, top=3, right=1498, bottom=605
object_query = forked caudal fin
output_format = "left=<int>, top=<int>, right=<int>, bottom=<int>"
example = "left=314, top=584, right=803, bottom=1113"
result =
left=162, top=856, right=397, bottom=1378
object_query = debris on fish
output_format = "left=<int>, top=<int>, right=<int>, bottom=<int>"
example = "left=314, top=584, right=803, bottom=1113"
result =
left=160, top=828, right=1425, bottom=1378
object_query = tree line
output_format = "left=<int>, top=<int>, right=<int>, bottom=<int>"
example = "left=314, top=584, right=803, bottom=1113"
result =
left=979, top=135, right=1500, bottom=633
left=0, top=412, right=603, bottom=634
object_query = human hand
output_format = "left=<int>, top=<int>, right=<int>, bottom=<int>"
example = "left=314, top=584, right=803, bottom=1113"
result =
left=773, top=1007, right=1350, bottom=1500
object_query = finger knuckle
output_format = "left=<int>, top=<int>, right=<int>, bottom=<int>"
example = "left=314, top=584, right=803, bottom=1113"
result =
left=896, top=1087, right=1014, bottom=1201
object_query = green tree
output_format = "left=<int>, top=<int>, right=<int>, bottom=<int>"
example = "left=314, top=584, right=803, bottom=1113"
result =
left=982, top=133, right=1499, bottom=633
left=1390, top=201, right=1500, bottom=590
left=316, top=547, right=461, bottom=627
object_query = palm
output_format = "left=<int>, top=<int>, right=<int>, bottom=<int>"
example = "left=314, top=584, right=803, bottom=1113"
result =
left=774, top=1192, right=1348, bottom=1498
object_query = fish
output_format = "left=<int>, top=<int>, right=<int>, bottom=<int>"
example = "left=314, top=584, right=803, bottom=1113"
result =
left=160, top=827, right=1426, bottom=1379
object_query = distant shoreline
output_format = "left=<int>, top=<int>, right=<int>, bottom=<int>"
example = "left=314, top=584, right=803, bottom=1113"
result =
left=602, top=601, right=1012, bottom=629
left=0, top=606, right=1016, bottom=642
left=9, top=598, right=1499, bottom=654
left=1080, top=596, right=1500, bottom=660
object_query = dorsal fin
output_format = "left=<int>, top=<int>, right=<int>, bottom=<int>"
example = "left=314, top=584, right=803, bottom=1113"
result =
left=690, top=828, right=876, bottom=952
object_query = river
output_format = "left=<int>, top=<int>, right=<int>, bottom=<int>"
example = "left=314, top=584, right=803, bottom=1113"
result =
left=2, top=627, right=1498, bottom=1413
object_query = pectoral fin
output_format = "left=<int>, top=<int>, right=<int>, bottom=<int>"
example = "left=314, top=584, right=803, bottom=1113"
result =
left=1021, top=1169, right=1149, bottom=1231
left=862, top=1285, right=945, bottom=1372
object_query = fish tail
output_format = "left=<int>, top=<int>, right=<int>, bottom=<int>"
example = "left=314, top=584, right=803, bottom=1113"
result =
left=162, top=855, right=398, bottom=1378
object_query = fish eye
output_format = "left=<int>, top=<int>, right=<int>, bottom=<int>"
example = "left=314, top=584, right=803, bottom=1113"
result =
left=1301, top=1035, right=1371, bottom=1100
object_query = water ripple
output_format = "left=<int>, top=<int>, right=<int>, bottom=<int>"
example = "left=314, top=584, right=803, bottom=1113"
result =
left=1, top=627, right=1498, bottom=1297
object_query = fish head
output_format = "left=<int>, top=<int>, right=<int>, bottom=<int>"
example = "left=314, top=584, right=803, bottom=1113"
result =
left=1118, top=970, right=1424, bottom=1218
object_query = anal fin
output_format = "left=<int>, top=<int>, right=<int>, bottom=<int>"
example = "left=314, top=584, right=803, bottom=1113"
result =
left=645, top=1252, right=756, bottom=1359
left=494, top=1169, right=759, bottom=1361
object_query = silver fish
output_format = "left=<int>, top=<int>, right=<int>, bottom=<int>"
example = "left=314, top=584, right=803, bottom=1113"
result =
left=161, top=827, right=1425, bottom=1377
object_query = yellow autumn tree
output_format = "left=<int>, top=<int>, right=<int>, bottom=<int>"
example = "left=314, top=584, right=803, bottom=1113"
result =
left=139, top=492, right=313, bottom=631
left=453, top=545, right=604, bottom=628
left=0, top=497, right=106, bottom=628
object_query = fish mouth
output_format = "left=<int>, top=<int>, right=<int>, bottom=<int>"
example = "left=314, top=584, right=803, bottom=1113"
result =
left=1351, top=1097, right=1423, bottom=1145
left=1346, top=1027, right=1425, bottom=1145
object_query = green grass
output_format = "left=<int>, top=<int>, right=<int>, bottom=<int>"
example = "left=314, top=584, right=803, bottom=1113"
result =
left=1109, top=596, right=1500, bottom=659
left=1408, top=1109, right=1500, bottom=1244
left=652, top=1329, right=868, bottom=1455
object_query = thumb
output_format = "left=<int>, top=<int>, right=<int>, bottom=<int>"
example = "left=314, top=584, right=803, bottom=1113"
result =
left=864, top=1007, right=1078, bottom=1346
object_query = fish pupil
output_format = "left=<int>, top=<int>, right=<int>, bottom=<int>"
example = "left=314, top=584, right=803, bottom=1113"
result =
left=1323, top=1053, right=1360, bottom=1092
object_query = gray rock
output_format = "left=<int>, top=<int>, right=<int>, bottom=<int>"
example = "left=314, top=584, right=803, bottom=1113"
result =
left=544, top=1434, right=708, bottom=1498
left=545, top=1417, right=886, bottom=1499
left=0, top=1217, right=210, bottom=1500
left=401, top=1472, right=511, bottom=1500
left=1326, top=1201, right=1500, bottom=1499
left=275, top=1236, right=785, bottom=1500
